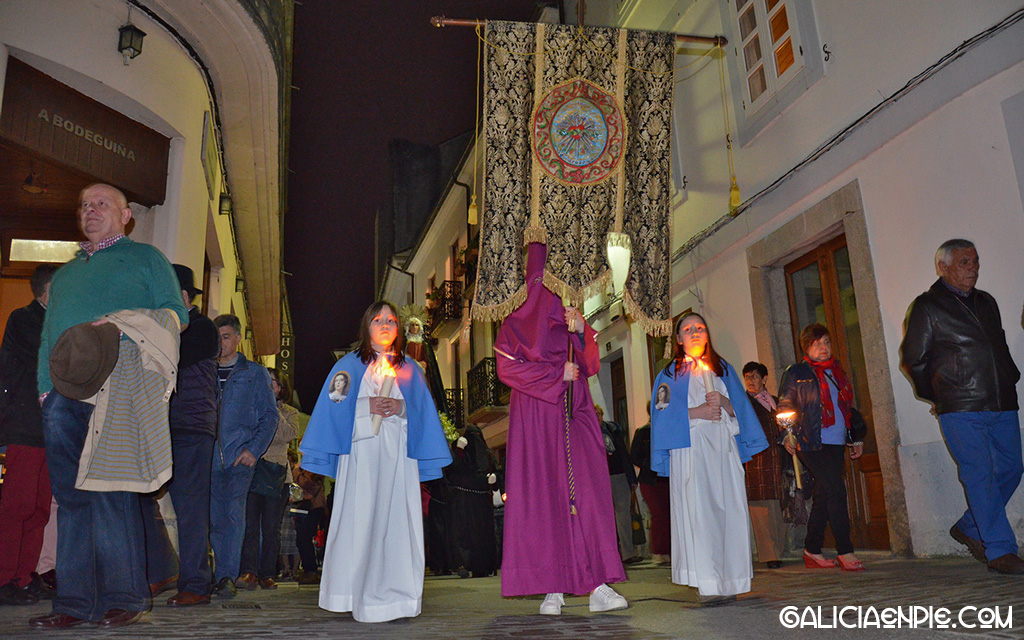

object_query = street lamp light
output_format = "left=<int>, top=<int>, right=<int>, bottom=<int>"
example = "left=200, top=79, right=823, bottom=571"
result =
left=117, top=8, right=146, bottom=66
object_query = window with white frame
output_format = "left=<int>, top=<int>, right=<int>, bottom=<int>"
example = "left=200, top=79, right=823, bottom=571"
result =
left=735, top=0, right=803, bottom=108
left=721, top=0, right=822, bottom=144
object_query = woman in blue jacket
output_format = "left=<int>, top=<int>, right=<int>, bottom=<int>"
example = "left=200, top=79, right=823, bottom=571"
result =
left=651, top=313, right=767, bottom=602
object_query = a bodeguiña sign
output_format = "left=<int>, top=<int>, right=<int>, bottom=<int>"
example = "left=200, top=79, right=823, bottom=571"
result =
left=0, top=57, right=169, bottom=206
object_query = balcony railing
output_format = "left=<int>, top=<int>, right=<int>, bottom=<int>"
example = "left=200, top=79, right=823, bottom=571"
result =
left=466, top=357, right=511, bottom=425
left=428, top=280, right=462, bottom=337
left=444, top=388, right=465, bottom=431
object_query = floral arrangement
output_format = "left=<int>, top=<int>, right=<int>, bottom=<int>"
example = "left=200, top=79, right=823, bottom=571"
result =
left=439, top=412, right=458, bottom=443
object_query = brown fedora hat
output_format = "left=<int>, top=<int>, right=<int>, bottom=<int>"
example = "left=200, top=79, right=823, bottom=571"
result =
left=50, top=322, right=120, bottom=400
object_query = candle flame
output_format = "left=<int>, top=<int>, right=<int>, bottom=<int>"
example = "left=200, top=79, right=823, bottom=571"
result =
left=375, top=355, right=396, bottom=379
left=776, top=411, right=796, bottom=420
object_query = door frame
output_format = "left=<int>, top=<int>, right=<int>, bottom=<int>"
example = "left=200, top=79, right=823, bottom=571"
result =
left=745, top=179, right=912, bottom=555
left=783, top=233, right=887, bottom=549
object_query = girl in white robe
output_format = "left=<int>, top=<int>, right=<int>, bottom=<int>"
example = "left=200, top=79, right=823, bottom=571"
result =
left=650, top=313, right=768, bottom=602
left=299, top=301, right=452, bottom=623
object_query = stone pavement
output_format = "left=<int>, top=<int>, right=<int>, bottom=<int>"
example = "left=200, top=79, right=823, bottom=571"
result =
left=1, top=552, right=1022, bottom=639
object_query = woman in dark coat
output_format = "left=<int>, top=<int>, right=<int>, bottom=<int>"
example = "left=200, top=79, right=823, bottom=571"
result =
left=778, top=323, right=867, bottom=572
left=629, top=405, right=671, bottom=563
left=446, top=426, right=497, bottom=577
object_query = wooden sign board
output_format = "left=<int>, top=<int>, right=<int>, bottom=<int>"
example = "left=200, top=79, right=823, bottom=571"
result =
left=0, top=57, right=170, bottom=206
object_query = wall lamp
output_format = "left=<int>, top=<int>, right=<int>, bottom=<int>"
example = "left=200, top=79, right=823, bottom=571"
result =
left=245, top=328, right=253, bottom=341
left=219, top=193, right=233, bottom=216
left=117, top=7, right=146, bottom=66
left=235, top=277, right=245, bottom=293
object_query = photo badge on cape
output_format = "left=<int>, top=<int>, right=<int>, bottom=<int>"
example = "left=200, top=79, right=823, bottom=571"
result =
left=655, top=382, right=671, bottom=411
left=328, top=371, right=350, bottom=403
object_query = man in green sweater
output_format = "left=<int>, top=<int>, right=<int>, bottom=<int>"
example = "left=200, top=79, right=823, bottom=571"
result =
left=30, top=184, right=187, bottom=630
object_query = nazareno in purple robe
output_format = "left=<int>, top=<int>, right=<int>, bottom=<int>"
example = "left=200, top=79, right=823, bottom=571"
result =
left=495, top=243, right=626, bottom=597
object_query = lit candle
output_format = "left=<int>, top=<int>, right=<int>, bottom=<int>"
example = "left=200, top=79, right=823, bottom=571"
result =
left=698, top=360, right=720, bottom=423
left=371, top=356, right=397, bottom=436
left=775, top=411, right=802, bottom=489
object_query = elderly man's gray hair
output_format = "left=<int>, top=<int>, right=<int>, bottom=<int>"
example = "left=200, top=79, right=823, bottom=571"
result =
left=935, top=238, right=975, bottom=271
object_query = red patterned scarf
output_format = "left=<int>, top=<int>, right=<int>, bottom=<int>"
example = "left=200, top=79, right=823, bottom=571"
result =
left=804, top=356, right=854, bottom=429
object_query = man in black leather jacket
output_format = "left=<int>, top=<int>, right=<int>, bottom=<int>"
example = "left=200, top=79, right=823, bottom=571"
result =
left=900, top=238, right=1023, bottom=575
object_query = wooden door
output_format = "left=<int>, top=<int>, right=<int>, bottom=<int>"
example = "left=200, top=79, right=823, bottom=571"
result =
left=785, top=235, right=889, bottom=549
left=0, top=278, right=34, bottom=336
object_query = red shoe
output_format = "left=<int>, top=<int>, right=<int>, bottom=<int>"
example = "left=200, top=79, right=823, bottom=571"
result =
left=837, top=555, right=865, bottom=572
left=803, top=551, right=839, bottom=569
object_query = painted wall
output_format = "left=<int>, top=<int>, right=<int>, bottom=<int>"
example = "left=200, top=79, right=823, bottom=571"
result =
left=0, top=0, right=253, bottom=346
left=578, top=0, right=1024, bottom=555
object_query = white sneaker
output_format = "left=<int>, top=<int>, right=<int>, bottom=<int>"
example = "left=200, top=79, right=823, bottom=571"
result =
left=589, top=583, right=628, bottom=612
left=539, top=593, right=564, bottom=615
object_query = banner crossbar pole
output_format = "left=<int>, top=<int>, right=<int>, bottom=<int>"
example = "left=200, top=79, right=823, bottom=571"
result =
left=429, top=15, right=727, bottom=47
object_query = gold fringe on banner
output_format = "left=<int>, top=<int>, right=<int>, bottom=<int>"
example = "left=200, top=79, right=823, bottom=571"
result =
left=624, top=289, right=673, bottom=337
left=542, top=268, right=613, bottom=310
left=522, top=225, right=548, bottom=245
left=471, top=285, right=529, bottom=323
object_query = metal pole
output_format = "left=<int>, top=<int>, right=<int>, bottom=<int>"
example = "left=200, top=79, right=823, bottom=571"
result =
left=430, top=15, right=728, bottom=47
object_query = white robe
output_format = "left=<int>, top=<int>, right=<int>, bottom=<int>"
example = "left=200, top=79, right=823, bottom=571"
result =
left=319, top=364, right=424, bottom=622
left=669, top=372, right=753, bottom=597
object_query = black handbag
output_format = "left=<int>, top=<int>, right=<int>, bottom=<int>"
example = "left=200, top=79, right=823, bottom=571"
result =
left=250, top=459, right=287, bottom=498
left=849, top=407, right=868, bottom=443
left=630, top=489, right=646, bottom=546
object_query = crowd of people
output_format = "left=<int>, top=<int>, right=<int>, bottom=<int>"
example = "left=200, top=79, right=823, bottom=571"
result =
left=0, top=184, right=1021, bottom=628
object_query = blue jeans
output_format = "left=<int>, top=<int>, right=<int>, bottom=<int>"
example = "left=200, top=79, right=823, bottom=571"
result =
left=209, top=456, right=256, bottom=581
left=43, top=392, right=148, bottom=620
left=142, top=432, right=214, bottom=594
left=939, top=411, right=1023, bottom=560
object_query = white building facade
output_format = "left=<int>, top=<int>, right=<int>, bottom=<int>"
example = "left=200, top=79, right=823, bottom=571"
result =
left=383, top=1, right=1024, bottom=558
left=0, top=0, right=291, bottom=362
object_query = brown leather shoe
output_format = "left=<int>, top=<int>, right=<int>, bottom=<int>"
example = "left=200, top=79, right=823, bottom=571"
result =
left=296, top=571, right=320, bottom=585
left=987, top=553, right=1024, bottom=575
left=259, top=577, right=277, bottom=590
left=235, top=572, right=259, bottom=590
left=149, top=574, right=178, bottom=596
left=28, top=613, right=90, bottom=629
left=167, top=591, right=211, bottom=607
left=97, top=608, right=144, bottom=628
left=950, top=525, right=987, bottom=563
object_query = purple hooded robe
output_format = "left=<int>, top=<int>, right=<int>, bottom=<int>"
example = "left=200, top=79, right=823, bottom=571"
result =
left=495, top=243, right=626, bottom=597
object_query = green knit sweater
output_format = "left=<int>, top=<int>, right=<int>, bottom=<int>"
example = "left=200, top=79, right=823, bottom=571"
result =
left=38, top=237, right=188, bottom=395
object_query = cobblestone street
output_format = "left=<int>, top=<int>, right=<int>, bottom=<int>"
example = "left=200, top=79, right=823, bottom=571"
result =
left=2, top=552, right=1022, bottom=639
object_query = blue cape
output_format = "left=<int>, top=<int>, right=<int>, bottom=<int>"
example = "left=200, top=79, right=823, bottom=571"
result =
left=299, top=352, right=452, bottom=481
left=650, top=359, right=769, bottom=476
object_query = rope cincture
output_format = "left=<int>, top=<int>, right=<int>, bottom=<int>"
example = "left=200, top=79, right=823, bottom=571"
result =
left=564, top=382, right=578, bottom=516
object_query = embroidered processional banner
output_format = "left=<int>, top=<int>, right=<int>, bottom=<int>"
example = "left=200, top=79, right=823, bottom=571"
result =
left=472, top=21, right=675, bottom=335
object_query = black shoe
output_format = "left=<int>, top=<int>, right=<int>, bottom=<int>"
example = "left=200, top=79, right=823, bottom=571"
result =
left=950, top=525, right=987, bottom=563
left=766, top=561, right=783, bottom=569
left=36, top=570, right=57, bottom=590
left=0, top=581, right=39, bottom=606
left=211, top=576, right=236, bottom=599
left=25, top=574, right=55, bottom=600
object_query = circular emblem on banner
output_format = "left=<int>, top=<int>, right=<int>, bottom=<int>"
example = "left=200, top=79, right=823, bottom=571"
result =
left=532, top=79, right=625, bottom=186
